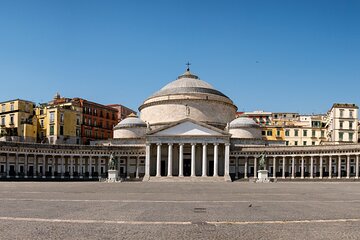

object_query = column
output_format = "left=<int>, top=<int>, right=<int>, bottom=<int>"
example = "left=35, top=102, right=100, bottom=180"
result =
left=144, top=143, right=151, bottom=181
left=319, top=155, right=323, bottom=179
left=178, top=143, right=184, bottom=177
left=244, top=157, right=248, bottom=179
left=6, top=153, right=9, bottom=178
left=202, top=143, right=207, bottom=177
left=24, top=154, right=28, bottom=178
left=213, top=143, right=218, bottom=177
left=61, top=156, right=65, bottom=178
left=329, top=156, right=332, bottom=179
left=235, top=157, right=239, bottom=179
left=89, top=156, right=92, bottom=178
left=282, top=156, right=285, bottom=179
left=52, top=155, right=55, bottom=178
left=291, top=156, right=295, bottom=179
left=79, top=156, right=83, bottom=178
left=126, top=156, right=130, bottom=178
left=272, top=156, right=276, bottom=178
left=97, top=157, right=101, bottom=179
left=254, top=156, right=257, bottom=178
left=15, top=153, right=19, bottom=178
left=156, top=143, right=161, bottom=177
left=191, top=143, right=196, bottom=177
left=337, top=155, right=341, bottom=179
left=346, top=155, right=350, bottom=179
left=356, top=155, right=359, bottom=179
left=33, top=155, right=37, bottom=178
left=310, top=156, right=314, bottom=179
left=56, top=156, right=60, bottom=177
left=167, top=143, right=173, bottom=177
left=301, top=156, right=304, bottom=179
left=42, top=155, right=46, bottom=178
left=224, top=143, right=230, bottom=181
left=70, top=156, right=74, bottom=178
left=135, top=156, right=139, bottom=178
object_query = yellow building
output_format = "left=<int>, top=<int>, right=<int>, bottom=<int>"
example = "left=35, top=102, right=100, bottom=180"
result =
left=261, top=126, right=285, bottom=141
left=35, top=104, right=81, bottom=144
left=0, top=99, right=37, bottom=142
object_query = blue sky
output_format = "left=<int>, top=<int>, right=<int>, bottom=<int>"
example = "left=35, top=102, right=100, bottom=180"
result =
left=0, top=0, right=359, bottom=114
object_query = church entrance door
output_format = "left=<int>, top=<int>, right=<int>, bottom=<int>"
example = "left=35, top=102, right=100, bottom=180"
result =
left=209, top=161, right=214, bottom=176
left=184, top=159, right=191, bottom=176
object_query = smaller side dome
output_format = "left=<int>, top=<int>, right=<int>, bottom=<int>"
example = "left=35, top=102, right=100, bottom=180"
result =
left=113, top=114, right=146, bottom=139
left=229, top=116, right=259, bottom=129
left=229, top=116, right=261, bottom=139
left=114, top=113, right=146, bottom=129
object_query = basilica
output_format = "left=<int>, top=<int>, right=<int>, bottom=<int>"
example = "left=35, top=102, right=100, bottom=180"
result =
left=0, top=68, right=359, bottom=181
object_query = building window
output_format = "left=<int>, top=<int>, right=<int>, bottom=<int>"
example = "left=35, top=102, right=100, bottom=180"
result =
left=88, top=119, right=91, bottom=126
left=10, top=103, right=14, bottom=111
left=1, top=104, right=5, bottom=112
left=285, top=130, right=290, bottom=136
left=60, top=125, right=64, bottom=136
left=286, top=141, right=289, bottom=146
left=321, top=130, right=325, bottom=138
left=60, top=113, right=64, bottom=123
left=303, top=141, right=307, bottom=145
left=262, top=131, right=266, bottom=136
left=76, top=117, right=80, bottom=125
left=294, top=141, right=298, bottom=146
left=303, top=130, right=307, bottom=137
left=50, top=125, right=54, bottom=135
left=340, top=109, right=344, bottom=117
left=40, top=119, right=44, bottom=128
left=276, top=130, right=281, bottom=137
left=349, top=121, right=353, bottom=129
left=94, top=120, right=97, bottom=126
left=294, top=130, right=299, bottom=136
left=312, top=130, right=316, bottom=137
left=349, top=133, right=354, bottom=141
left=349, top=110, right=353, bottom=118
left=339, top=132, right=343, bottom=141
left=40, top=109, right=44, bottom=115
left=339, top=121, right=343, bottom=129
left=10, top=114, right=14, bottom=125
left=76, top=129, right=80, bottom=137
left=1, top=116, right=5, bottom=126
left=312, top=141, right=315, bottom=145
left=50, top=111, right=55, bottom=123
left=267, top=130, right=272, bottom=136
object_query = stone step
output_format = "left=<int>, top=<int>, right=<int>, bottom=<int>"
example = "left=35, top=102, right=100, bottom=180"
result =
left=148, top=176, right=226, bottom=182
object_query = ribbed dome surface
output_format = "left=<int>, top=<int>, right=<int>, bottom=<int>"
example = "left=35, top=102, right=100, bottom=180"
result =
left=148, top=70, right=229, bottom=99
left=230, top=117, right=259, bottom=128
left=114, top=115, right=146, bottom=129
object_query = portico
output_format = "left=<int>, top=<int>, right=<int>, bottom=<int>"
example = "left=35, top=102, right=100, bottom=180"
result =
left=143, top=119, right=231, bottom=181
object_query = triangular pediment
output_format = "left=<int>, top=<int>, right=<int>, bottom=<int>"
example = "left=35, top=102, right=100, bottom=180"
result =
left=149, top=119, right=228, bottom=136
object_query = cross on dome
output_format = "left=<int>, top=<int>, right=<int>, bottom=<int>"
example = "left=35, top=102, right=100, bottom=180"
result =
left=186, top=61, right=191, bottom=71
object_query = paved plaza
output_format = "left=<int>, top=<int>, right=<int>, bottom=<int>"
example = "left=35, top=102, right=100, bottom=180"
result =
left=0, top=182, right=360, bottom=239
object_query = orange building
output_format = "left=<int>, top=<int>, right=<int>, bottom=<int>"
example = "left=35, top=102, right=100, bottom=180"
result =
left=72, top=98, right=118, bottom=144
left=107, top=104, right=136, bottom=121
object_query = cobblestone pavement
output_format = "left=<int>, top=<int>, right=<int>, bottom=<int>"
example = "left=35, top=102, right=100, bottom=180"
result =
left=0, top=182, right=360, bottom=239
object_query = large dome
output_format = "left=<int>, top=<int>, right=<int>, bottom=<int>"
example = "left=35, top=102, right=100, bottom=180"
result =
left=139, top=68, right=237, bottom=129
left=149, top=70, right=229, bottom=99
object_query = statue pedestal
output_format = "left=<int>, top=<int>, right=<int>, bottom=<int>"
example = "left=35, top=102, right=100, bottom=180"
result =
left=256, top=170, right=270, bottom=183
left=107, top=170, right=119, bottom=182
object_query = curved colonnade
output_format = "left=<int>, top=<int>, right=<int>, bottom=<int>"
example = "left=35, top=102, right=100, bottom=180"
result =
left=1, top=141, right=360, bottom=181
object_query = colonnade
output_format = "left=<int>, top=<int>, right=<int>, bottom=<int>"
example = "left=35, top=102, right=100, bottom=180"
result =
left=0, top=153, right=145, bottom=179
left=232, top=154, right=360, bottom=179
